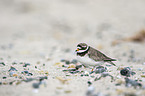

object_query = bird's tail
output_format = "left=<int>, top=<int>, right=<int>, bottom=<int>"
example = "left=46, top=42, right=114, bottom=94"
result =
left=108, top=61, right=116, bottom=66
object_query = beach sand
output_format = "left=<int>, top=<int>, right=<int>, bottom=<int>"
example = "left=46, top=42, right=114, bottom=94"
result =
left=0, top=0, right=145, bottom=96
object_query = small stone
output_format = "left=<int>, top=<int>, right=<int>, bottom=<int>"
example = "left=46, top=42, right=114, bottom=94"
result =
left=80, top=74, right=84, bottom=77
left=68, top=64, right=76, bottom=68
left=0, top=62, right=5, bottom=66
left=43, top=64, right=45, bottom=66
left=137, top=68, right=143, bottom=71
left=39, top=76, right=48, bottom=81
left=62, top=69, right=69, bottom=72
left=23, top=63, right=30, bottom=67
left=0, top=82, right=2, bottom=85
left=32, top=83, right=40, bottom=88
left=9, top=71, right=16, bottom=77
left=35, top=66, right=37, bottom=69
left=71, top=59, right=78, bottom=64
left=3, top=76, right=7, bottom=79
left=68, top=68, right=76, bottom=71
left=64, top=90, right=72, bottom=93
left=120, top=67, right=135, bottom=77
left=87, top=81, right=92, bottom=85
left=65, top=60, right=70, bottom=64
left=12, top=61, right=18, bottom=65
left=141, top=75, right=145, bottom=78
left=125, top=78, right=142, bottom=88
left=21, top=70, right=29, bottom=74
left=76, top=64, right=82, bottom=69
left=28, top=73, right=33, bottom=76
left=8, top=66, right=18, bottom=72
left=60, top=59, right=65, bottom=62
left=24, top=78, right=34, bottom=82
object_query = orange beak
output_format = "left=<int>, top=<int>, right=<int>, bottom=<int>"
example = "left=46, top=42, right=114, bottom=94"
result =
left=76, top=48, right=79, bottom=52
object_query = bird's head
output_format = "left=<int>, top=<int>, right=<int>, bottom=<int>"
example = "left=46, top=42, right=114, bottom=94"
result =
left=76, top=43, right=89, bottom=53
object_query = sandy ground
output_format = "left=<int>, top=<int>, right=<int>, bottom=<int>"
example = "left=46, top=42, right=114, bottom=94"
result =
left=0, top=0, right=145, bottom=96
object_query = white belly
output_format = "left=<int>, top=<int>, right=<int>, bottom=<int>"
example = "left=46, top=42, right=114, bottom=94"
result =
left=76, top=55, right=104, bottom=67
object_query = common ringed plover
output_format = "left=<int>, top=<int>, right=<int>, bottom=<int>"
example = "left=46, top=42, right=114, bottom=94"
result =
left=76, top=43, right=116, bottom=68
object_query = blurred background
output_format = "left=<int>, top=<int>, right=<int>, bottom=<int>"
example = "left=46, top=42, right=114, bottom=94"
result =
left=0, top=0, right=145, bottom=60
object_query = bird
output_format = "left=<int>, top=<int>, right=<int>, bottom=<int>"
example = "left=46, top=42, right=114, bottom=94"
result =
left=75, top=43, right=116, bottom=68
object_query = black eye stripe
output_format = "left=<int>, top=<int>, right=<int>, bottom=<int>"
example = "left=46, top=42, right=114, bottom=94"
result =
left=77, top=45, right=82, bottom=47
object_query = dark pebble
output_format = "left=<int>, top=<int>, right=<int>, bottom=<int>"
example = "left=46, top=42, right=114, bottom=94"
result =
left=62, top=65, right=66, bottom=67
left=87, top=81, right=92, bottom=85
left=125, top=78, right=142, bottom=88
left=8, top=66, right=18, bottom=72
left=28, top=73, right=33, bottom=76
left=19, top=62, right=24, bottom=64
left=120, top=68, right=130, bottom=77
left=9, top=81, right=13, bottom=85
left=95, top=66, right=107, bottom=74
left=39, top=76, right=48, bottom=81
left=62, top=69, right=69, bottom=72
left=69, top=71, right=78, bottom=74
left=43, top=64, right=45, bottom=66
left=23, top=63, right=30, bottom=67
left=35, top=66, right=37, bottom=69
left=21, top=70, right=29, bottom=74
left=80, top=74, right=84, bottom=77
left=68, top=68, right=76, bottom=71
left=71, top=59, right=78, bottom=64
left=65, top=60, right=70, bottom=64
left=0, top=62, right=5, bottom=66
left=89, top=71, right=94, bottom=74
left=12, top=62, right=17, bottom=65
left=60, top=59, right=65, bottom=62
left=95, top=68, right=106, bottom=74
left=3, top=76, right=7, bottom=79
left=32, top=83, right=40, bottom=88
left=0, top=82, right=2, bottom=85
left=120, top=67, right=135, bottom=77
left=24, top=78, right=34, bottom=82
left=76, top=65, right=82, bottom=69
left=84, top=74, right=89, bottom=76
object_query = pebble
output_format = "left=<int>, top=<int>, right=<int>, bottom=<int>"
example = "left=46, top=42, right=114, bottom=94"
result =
left=71, top=59, right=78, bottom=64
left=76, top=64, right=82, bottom=69
left=39, top=76, right=48, bottom=81
left=68, top=68, right=76, bottom=71
left=9, top=71, right=17, bottom=77
left=8, top=66, right=18, bottom=72
left=65, top=60, right=70, bottom=64
left=125, top=78, right=142, bottom=88
left=95, top=66, right=107, bottom=74
left=21, top=70, right=29, bottom=74
left=68, top=64, right=76, bottom=68
left=24, top=78, right=34, bottom=82
left=0, top=62, right=5, bottom=66
left=84, top=71, right=89, bottom=76
left=120, top=67, right=135, bottom=77
left=12, top=61, right=18, bottom=65
left=60, top=59, right=65, bottom=62
left=62, top=69, right=69, bottom=72
left=137, top=68, right=143, bottom=71
left=23, top=63, right=30, bottom=67
left=32, top=83, right=40, bottom=88
left=3, top=76, right=7, bottom=79
left=87, top=81, right=92, bottom=86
